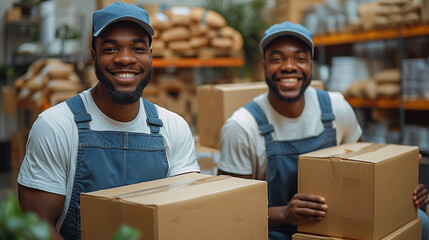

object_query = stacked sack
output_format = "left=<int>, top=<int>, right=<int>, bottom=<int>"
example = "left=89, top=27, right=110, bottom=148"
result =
left=150, top=6, right=243, bottom=58
left=13, top=58, right=84, bottom=110
left=354, top=0, right=422, bottom=31
left=344, top=68, right=400, bottom=100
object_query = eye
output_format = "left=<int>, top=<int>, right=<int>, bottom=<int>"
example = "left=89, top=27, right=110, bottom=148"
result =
left=133, top=47, right=147, bottom=53
left=295, top=57, right=309, bottom=63
left=270, top=56, right=283, bottom=63
left=101, top=47, right=117, bottom=53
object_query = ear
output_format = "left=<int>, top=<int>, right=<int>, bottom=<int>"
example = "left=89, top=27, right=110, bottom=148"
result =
left=261, top=59, right=266, bottom=73
left=90, top=48, right=96, bottom=65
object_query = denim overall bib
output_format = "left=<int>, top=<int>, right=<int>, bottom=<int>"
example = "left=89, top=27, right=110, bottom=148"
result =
left=59, top=95, right=169, bottom=240
left=245, top=89, right=337, bottom=240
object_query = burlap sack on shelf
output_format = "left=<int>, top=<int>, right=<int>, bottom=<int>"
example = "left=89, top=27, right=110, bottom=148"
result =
left=190, top=23, right=209, bottom=37
left=168, top=41, right=192, bottom=51
left=191, top=7, right=226, bottom=29
left=376, top=5, right=401, bottom=15
left=376, top=83, right=400, bottom=98
left=47, top=79, right=82, bottom=92
left=403, top=1, right=421, bottom=14
left=190, top=37, right=210, bottom=48
left=165, top=6, right=192, bottom=26
left=345, top=78, right=377, bottom=100
left=373, top=68, right=400, bottom=83
left=152, top=40, right=166, bottom=51
left=388, top=14, right=404, bottom=26
left=68, top=72, right=81, bottom=85
left=358, top=2, right=380, bottom=30
left=49, top=91, right=78, bottom=106
left=404, top=12, right=420, bottom=25
left=160, top=26, right=191, bottom=42
left=230, top=29, right=243, bottom=51
left=31, top=90, right=48, bottom=108
left=378, top=0, right=410, bottom=6
left=47, top=62, right=75, bottom=79
left=210, top=37, right=233, bottom=49
left=150, top=12, right=172, bottom=31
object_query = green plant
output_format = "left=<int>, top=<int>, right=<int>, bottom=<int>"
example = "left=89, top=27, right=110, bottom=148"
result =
left=55, top=24, right=80, bottom=40
left=204, top=0, right=267, bottom=78
left=0, top=192, right=51, bottom=240
left=111, top=224, right=141, bottom=240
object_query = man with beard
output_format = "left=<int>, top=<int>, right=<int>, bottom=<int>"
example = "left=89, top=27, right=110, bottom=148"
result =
left=17, top=2, right=200, bottom=239
left=217, top=21, right=429, bottom=240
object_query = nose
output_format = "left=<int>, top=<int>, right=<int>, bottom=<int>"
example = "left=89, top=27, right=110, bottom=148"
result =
left=113, top=49, right=137, bottom=66
left=280, top=57, right=298, bottom=73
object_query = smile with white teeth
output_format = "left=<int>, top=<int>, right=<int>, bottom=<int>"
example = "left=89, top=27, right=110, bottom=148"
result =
left=115, top=73, right=135, bottom=79
left=280, top=78, right=298, bottom=83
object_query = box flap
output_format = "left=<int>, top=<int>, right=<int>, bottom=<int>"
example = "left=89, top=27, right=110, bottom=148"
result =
left=214, top=82, right=267, bottom=91
left=300, top=143, right=418, bottom=164
left=81, top=173, right=265, bottom=206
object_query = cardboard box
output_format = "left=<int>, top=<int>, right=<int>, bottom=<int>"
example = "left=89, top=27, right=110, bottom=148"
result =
left=5, top=7, right=22, bottom=23
left=196, top=80, right=323, bottom=149
left=196, top=82, right=268, bottom=149
left=270, top=0, right=323, bottom=24
left=81, top=173, right=268, bottom=240
left=298, top=143, right=419, bottom=240
left=292, top=217, right=421, bottom=240
left=1, top=86, right=18, bottom=114
left=96, top=0, right=138, bottom=10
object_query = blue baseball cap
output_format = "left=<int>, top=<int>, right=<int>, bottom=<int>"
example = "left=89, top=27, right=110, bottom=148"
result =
left=92, top=2, right=154, bottom=44
left=260, top=21, right=313, bottom=57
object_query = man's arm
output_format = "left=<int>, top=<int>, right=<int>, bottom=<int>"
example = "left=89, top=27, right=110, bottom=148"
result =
left=18, top=184, right=65, bottom=240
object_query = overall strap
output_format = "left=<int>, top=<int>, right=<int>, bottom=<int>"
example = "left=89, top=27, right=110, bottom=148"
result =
left=65, top=95, right=92, bottom=130
left=143, top=98, right=163, bottom=134
left=244, top=101, right=274, bottom=139
left=316, top=89, right=335, bottom=128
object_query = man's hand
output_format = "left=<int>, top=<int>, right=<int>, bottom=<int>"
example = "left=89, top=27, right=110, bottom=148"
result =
left=413, top=184, right=429, bottom=209
left=285, top=193, right=328, bottom=225
left=268, top=193, right=327, bottom=228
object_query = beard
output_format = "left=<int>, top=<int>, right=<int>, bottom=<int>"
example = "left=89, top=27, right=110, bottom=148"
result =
left=94, top=61, right=152, bottom=105
left=265, top=72, right=311, bottom=103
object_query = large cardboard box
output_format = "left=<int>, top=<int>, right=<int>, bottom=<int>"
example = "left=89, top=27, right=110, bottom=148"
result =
left=81, top=173, right=268, bottom=240
left=298, top=143, right=419, bottom=240
left=196, top=80, right=324, bottom=149
left=271, top=0, right=323, bottom=24
left=292, top=217, right=421, bottom=240
left=196, top=82, right=268, bottom=149
left=96, top=0, right=138, bottom=9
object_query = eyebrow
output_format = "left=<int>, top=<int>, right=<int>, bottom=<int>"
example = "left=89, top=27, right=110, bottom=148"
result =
left=268, top=49, right=309, bottom=57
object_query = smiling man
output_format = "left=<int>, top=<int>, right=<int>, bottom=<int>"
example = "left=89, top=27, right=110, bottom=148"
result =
left=217, top=21, right=429, bottom=240
left=17, top=2, right=199, bottom=239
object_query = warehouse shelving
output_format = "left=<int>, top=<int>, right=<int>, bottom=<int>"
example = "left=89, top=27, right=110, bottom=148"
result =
left=313, top=24, right=429, bottom=46
left=345, top=97, right=429, bottom=110
left=314, top=24, right=429, bottom=145
left=152, top=57, right=244, bottom=68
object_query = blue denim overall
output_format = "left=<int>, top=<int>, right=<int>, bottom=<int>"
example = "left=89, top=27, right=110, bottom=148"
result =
left=59, top=95, right=169, bottom=240
left=245, top=89, right=337, bottom=240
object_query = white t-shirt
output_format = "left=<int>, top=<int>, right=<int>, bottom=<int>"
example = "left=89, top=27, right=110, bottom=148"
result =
left=218, top=87, right=362, bottom=180
left=17, top=89, right=200, bottom=229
